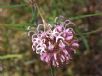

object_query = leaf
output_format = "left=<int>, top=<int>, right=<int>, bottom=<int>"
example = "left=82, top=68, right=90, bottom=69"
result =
left=75, top=27, right=90, bottom=51
left=70, top=13, right=102, bottom=20
left=0, top=23, right=32, bottom=31
left=0, top=54, right=23, bottom=60
left=0, top=4, right=26, bottom=8
left=0, top=13, right=102, bottom=32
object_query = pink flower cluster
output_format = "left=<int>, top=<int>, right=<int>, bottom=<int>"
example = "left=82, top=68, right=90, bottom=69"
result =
left=31, top=18, right=79, bottom=67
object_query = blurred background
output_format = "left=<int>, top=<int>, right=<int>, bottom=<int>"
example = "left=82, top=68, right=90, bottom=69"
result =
left=0, top=0, right=102, bottom=76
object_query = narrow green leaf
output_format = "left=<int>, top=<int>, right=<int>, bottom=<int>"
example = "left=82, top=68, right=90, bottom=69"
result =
left=0, top=23, right=33, bottom=31
left=70, top=13, right=102, bottom=20
left=30, top=5, right=37, bottom=24
left=75, top=27, right=90, bottom=51
left=0, top=4, right=26, bottom=8
left=0, top=13, right=102, bottom=32
left=0, top=54, right=23, bottom=60
left=83, top=27, right=102, bottom=35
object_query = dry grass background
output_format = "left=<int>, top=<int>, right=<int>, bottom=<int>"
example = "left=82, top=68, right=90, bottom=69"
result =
left=0, top=0, right=102, bottom=76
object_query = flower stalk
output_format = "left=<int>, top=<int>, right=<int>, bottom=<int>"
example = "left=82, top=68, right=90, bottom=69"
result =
left=50, top=64, right=55, bottom=76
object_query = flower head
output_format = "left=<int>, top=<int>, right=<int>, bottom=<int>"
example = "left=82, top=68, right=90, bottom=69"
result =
left=30, top=16, right=79, bottom=67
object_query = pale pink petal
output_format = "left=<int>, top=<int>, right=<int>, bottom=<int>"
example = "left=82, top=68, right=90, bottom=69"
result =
left=72, top=43, right=79, bottom=47
left=55, top=25, right=64, bottom=32
left=59, top=40, right=65, bottom=48
left=66, top=35, right=73, bottom=40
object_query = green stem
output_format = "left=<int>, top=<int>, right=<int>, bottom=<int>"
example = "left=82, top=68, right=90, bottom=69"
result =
left=50, top=65, right=55, bottom=76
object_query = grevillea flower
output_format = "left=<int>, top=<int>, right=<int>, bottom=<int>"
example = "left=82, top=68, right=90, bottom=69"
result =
left=31, top=16, right=79, bottom=67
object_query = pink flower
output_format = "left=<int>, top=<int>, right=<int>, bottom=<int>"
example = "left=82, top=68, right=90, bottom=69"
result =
left=31, top=17, right=79, bottom=67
